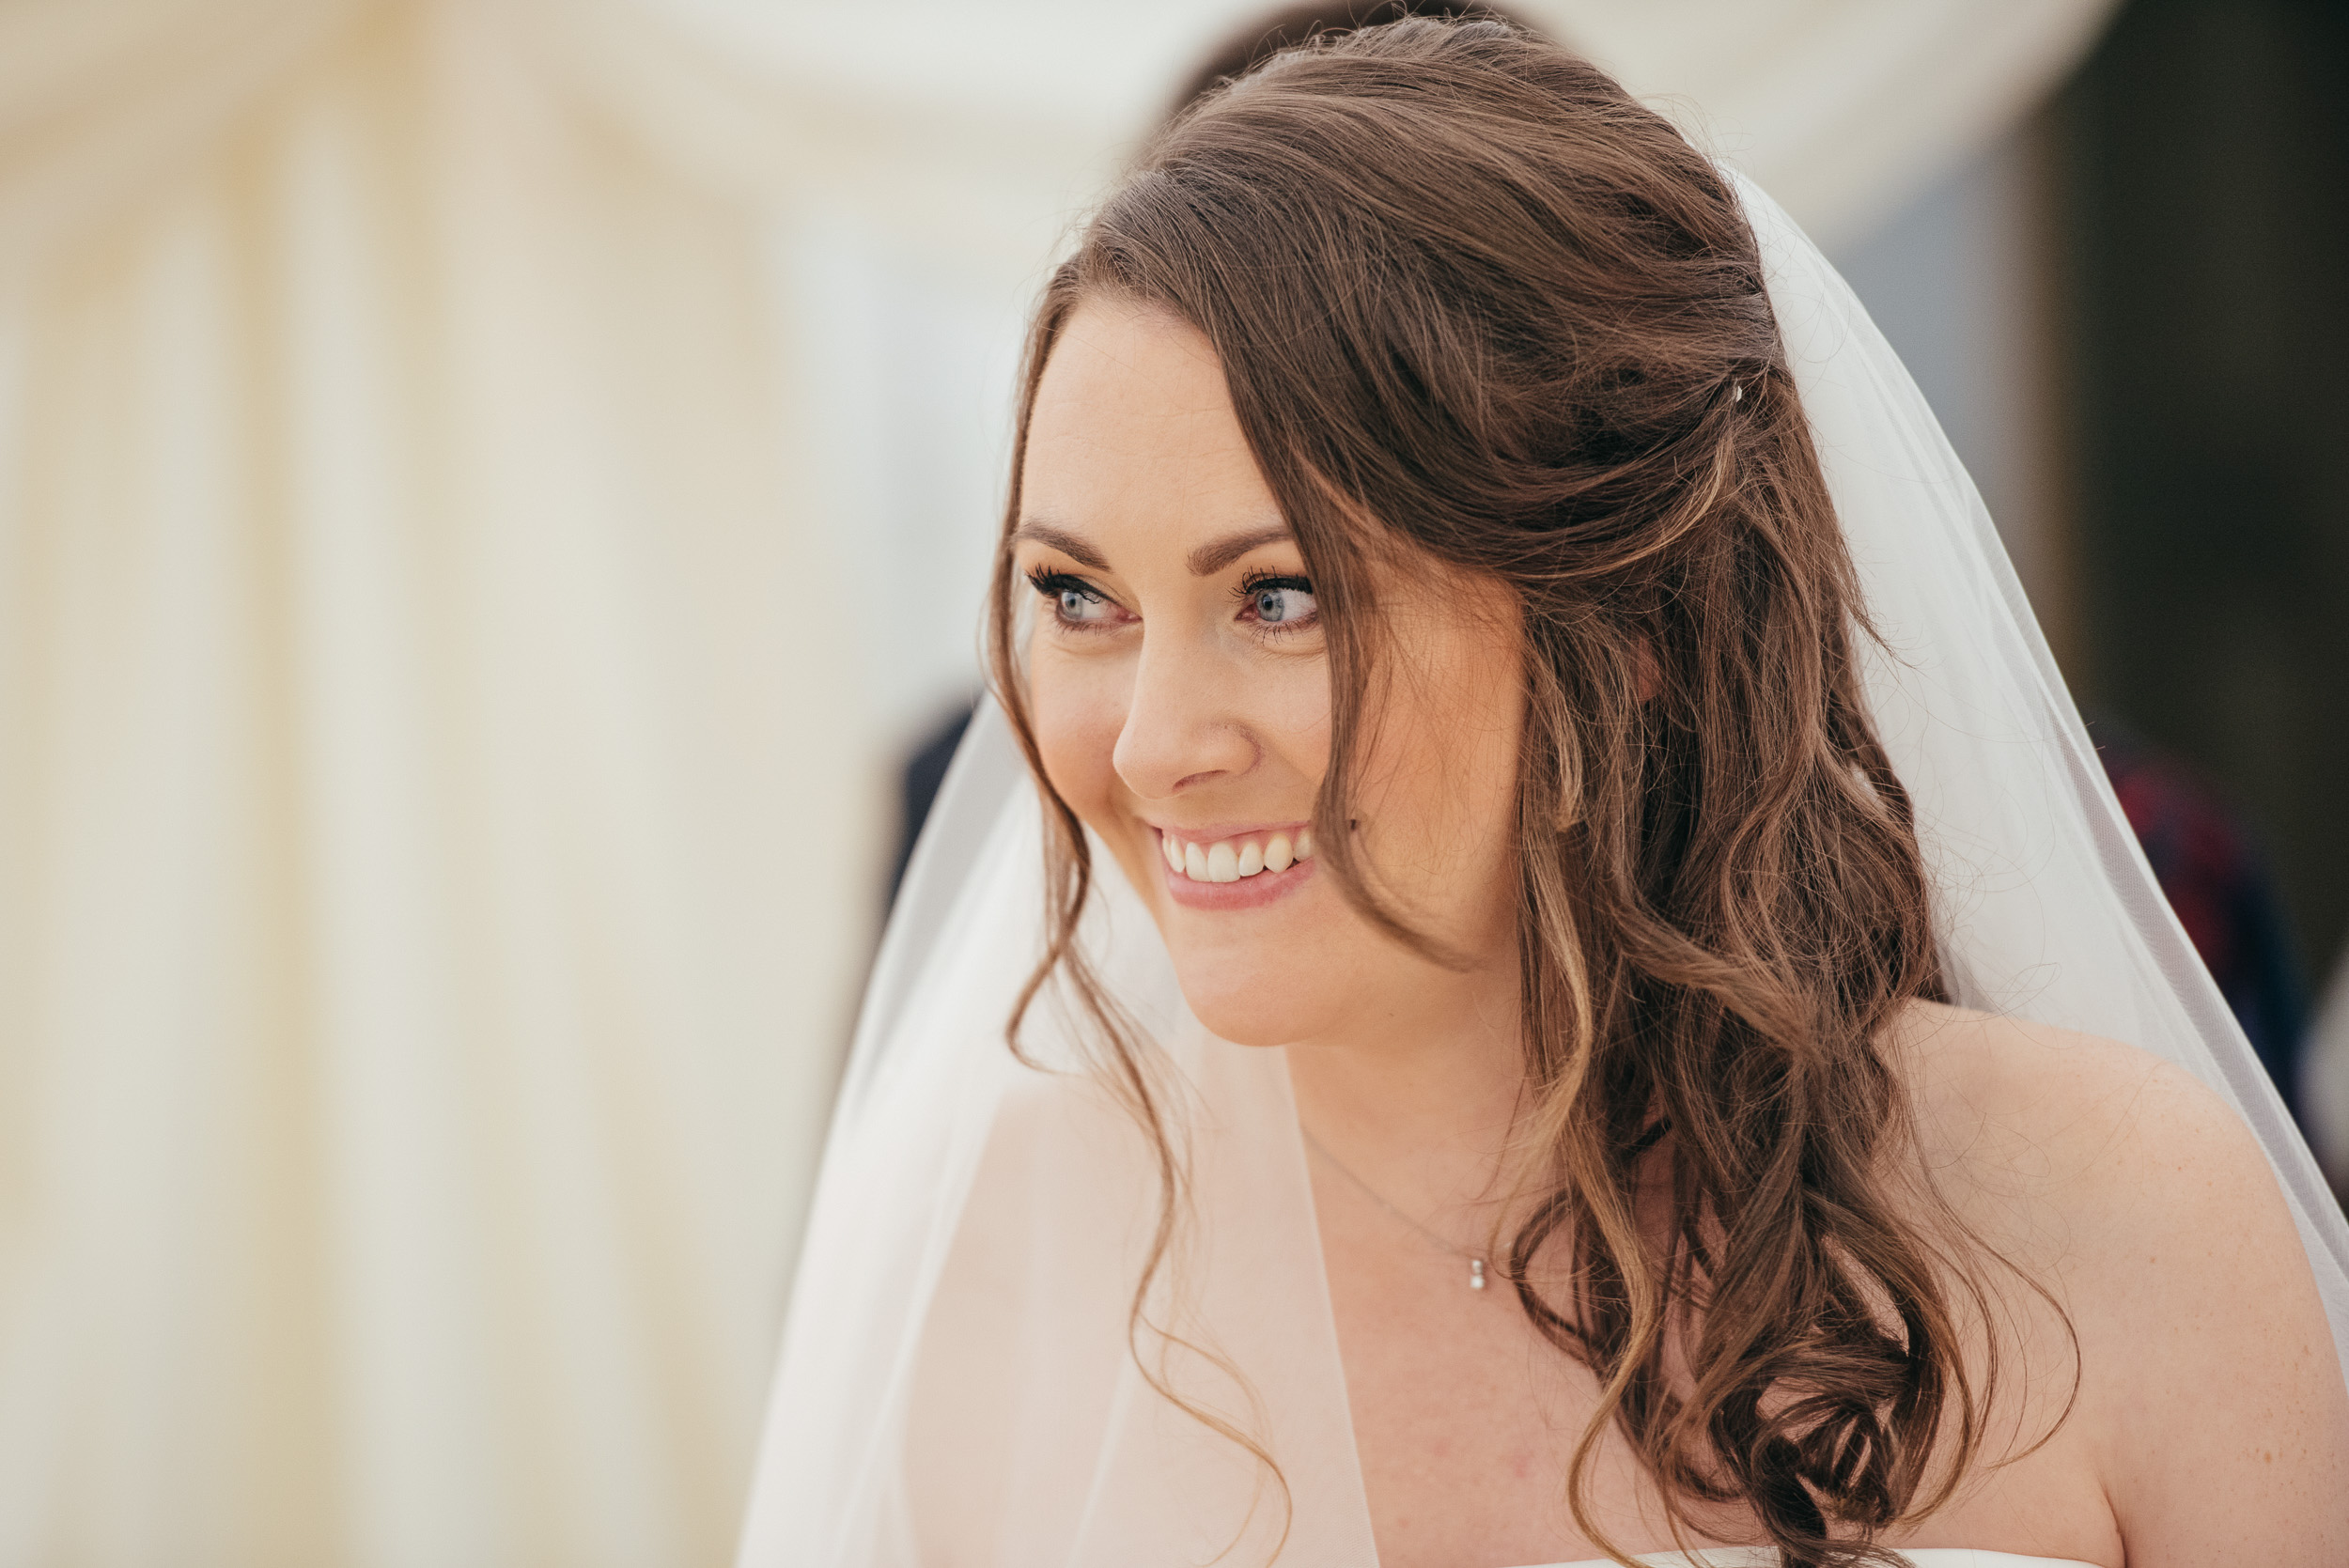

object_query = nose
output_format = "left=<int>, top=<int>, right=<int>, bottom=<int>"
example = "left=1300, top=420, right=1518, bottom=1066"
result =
left=1112, top=632, right=1257, bottom=800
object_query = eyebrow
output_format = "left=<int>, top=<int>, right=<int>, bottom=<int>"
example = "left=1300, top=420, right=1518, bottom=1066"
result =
left=1008, top=520, right=1109, bottom=568
left=1012, top=519, right=1298, bottom=578
left=1186, top=524, right=1294, bottom=578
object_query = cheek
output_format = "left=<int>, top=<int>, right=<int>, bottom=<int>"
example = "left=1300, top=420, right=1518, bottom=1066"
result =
left=1257, top=664, right=1334, bottom=776
left=1027, top=644, right=1131, bottom=827
left=1354, top=624, right=1524, bottom=941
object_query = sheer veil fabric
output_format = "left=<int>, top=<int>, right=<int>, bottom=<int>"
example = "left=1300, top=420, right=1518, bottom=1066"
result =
left=734, top=174, right=2349, bottom=1566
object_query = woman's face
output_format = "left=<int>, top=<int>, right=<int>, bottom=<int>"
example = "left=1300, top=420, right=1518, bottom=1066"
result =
left=1013, top=298, right=1525, bottom=1051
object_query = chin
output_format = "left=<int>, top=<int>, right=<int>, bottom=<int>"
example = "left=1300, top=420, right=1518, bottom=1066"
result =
left=1172, top=963, right=1335, bottom=1048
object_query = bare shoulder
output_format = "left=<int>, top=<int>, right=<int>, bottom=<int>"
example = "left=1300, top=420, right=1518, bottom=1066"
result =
left=1881, top=997, right=2301, bottom=1328
left=1884, top=998, right=2248, bottom=1211
left=1882, top=1000, right=2349, bottom=1565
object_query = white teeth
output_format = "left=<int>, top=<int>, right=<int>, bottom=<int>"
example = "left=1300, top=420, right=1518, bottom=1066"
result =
left=1161, top=830, right=1313, bottom=883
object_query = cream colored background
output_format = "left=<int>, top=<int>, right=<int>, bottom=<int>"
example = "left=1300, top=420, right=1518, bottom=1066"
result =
left=0, top=3, right=2118, bottom=1563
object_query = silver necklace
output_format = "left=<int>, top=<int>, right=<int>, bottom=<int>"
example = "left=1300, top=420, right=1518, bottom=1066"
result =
left=1301, top=1126, right=1492, bottom=1292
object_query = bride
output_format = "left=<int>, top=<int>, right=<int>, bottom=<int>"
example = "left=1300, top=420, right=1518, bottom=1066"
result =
left=739, top=18, right=2348, bottom=1567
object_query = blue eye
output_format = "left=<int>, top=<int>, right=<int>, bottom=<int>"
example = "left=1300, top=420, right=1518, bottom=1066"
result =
left=1026, top=567, right=1120, bottom=628
left=1240, top=574, right=1316, bottom=629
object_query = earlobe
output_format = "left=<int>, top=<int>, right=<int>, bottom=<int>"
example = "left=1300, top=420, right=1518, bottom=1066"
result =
left=1633, top=638, right=1661, bottom=704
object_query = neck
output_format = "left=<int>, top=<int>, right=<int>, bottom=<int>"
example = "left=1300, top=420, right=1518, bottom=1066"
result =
left=1283, top=955, right=1528, bottom=1225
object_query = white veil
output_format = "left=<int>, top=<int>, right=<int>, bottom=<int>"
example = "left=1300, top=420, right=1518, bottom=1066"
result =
left=734, top=173, right=2349, bottom=1566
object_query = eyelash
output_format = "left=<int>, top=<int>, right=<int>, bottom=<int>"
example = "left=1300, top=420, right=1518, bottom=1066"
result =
left=1024, top=568, right=1118, bottom=632
left=1022, top=567, right=1319, bottom=636
left=1234, top=570, right=1318, bottom=635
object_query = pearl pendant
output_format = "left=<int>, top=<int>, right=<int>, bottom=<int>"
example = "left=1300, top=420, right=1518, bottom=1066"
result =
left=1470, top=1258, right=1486, bottom=1291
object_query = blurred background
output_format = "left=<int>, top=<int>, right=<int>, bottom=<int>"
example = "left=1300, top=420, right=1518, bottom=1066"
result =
left=0, top=1, right=2341, bottom=1563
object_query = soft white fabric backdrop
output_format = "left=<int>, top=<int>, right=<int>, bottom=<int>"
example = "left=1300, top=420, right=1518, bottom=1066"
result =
left=0, top=2, right=2118, bottom=1562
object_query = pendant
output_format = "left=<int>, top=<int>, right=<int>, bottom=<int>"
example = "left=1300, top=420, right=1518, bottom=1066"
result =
left=1470, top=1258, right=1486, bottom=1291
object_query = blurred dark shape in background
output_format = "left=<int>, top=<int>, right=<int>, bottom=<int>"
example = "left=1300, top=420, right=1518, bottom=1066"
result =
left=2091, top=712, right=2310, bottom=1114
left=893, top=705, right=973, bottom=897
left=2054, top=0, right=2349, bottom=1074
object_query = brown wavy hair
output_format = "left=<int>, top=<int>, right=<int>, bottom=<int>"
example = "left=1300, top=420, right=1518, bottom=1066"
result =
left=988, top=17, right=2030, bottom=1567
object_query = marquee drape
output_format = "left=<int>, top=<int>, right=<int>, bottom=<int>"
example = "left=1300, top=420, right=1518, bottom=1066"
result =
left=0, top=6, right=874, bottom=1562
left=0, top=3, right=2118, bottom=1563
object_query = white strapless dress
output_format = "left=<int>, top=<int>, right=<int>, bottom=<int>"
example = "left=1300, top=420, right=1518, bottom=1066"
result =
left=1525, top=1551, right=2100, bottom=1568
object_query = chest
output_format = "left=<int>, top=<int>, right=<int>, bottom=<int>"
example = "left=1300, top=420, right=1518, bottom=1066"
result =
left=1318, top=1205, right=1719, bottom=1568
left=1314, top=1186, right=2123, bottom=1568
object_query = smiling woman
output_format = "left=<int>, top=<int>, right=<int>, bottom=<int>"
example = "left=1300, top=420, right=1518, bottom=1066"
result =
left=737, top=17, right=2349, bottom=1568
left=1008, top=299, right=1523, bottom=1049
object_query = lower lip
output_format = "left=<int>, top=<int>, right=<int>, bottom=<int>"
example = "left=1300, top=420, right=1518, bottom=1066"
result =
left=1159, top=847, right=1317, bottom=911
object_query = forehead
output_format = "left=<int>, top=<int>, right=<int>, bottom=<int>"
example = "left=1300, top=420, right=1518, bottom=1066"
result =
left=1020, top=299, right=1283, bottom=551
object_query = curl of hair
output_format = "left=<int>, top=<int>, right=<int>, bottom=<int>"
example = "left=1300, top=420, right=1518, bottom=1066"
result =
left=988, top=18, right=2056, bottom=1568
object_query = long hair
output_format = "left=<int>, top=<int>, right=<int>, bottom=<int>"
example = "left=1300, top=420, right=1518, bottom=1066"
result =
left=987, top=18, right=2034, bottom=1566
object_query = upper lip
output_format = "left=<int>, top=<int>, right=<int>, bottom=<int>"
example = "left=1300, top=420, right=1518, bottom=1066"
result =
left=1140, top=818, right=1311, bottom=844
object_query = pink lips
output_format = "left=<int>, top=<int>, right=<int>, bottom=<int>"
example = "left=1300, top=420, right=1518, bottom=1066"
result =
left=1151, top=825, right=1317, bottom=912
left=1161, top=850, right=1315, bottom=909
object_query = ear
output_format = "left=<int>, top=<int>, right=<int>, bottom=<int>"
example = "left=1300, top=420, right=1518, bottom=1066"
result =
left=1632, top=635, right=1661, bottom=704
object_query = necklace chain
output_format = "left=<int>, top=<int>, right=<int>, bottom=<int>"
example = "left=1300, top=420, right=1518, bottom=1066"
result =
left=1300, top=1126, right=1492, bottom=1292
